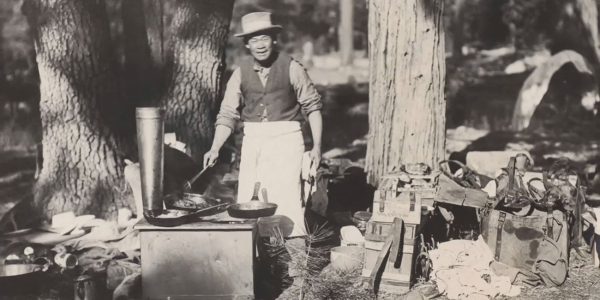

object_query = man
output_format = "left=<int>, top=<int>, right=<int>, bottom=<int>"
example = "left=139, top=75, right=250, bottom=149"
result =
left=204, top=12, right=323, bottom=237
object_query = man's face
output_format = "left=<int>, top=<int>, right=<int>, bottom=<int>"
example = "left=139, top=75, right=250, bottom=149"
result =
left=245, top=34, right=275, bottom=62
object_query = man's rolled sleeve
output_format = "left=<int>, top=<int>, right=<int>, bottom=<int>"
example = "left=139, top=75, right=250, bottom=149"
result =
left=215, top=68, right=242, bottom=130
left=289, top=60, right=323, bottom=116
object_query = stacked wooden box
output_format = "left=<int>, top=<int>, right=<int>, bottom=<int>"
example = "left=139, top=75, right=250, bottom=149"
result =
left=361, top=172, right=437, bottom=294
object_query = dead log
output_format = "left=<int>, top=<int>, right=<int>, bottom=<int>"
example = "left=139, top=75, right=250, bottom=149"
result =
left=510, top=50, right=598, bottom=131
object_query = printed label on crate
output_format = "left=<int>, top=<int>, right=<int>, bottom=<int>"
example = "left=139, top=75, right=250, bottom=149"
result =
left=372, top=191, right=422, bottom=223
left=364, top=223, right=419, bottom=243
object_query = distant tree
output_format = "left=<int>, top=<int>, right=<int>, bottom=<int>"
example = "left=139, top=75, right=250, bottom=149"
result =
left=338, top=0, right=353, bottom=66
left=502, top=0, right=600, bottom=65
left=449, top=0, right=466, bottom=59
left=571, top=0, right=600, bottom=68
left=366, top=0, right=446, bottom=186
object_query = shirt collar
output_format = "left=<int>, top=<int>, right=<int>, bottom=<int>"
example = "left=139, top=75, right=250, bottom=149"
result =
left=252, top=51, right=279, bottom=71
left=252, top=62, right=265, bottom=72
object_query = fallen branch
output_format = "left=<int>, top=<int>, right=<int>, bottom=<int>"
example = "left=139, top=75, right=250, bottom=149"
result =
left=511, top=50, right=597, bottom=131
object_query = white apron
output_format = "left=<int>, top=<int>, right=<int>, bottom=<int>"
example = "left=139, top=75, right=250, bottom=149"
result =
left=237, top=121, right=306, bottom=237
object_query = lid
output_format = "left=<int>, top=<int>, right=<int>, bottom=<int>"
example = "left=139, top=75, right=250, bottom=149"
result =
left=353, top=211, right=372, bottom=221
left=136, top=107, right=165, bottom=119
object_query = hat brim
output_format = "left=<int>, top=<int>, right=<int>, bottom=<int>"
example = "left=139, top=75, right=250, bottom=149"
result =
left=234, top=25, right=283, bottom=38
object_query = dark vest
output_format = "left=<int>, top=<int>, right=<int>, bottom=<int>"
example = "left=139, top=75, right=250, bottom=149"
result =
left=239, top=52, right=303, bottom=123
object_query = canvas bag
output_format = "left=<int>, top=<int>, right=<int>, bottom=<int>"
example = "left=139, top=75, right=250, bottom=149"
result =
left=481, top=209, right=569, bottom=286
left=436, top=160, right=492, bottom=208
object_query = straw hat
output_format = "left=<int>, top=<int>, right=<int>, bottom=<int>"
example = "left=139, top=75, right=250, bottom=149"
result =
left=234, top=12, right=282, bottom=38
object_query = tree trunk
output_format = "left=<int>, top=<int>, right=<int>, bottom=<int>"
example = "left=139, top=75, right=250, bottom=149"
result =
left=24, top=0, right=131, bottom=219
left=158, top=0, right=234, bottom=161
left=339, top=0, right=354, bottom=66
left=366, top=0, right=446, bottom=186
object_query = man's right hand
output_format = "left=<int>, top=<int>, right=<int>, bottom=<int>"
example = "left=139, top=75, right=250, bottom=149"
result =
left=203, top=149, right=219, bottom=168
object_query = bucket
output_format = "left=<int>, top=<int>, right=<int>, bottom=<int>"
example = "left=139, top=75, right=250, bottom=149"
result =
left=136, top=107, right=165, bottom=218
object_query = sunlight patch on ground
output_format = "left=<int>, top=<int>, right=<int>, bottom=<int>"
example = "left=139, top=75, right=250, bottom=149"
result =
left=446, top=126, right=490, bottom=154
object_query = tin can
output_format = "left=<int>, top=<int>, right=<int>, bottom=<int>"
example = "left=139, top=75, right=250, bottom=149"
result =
left=54, top=252, right=78, bottom=269
left=74, top=275, right=98, bottom=300
left=353, top=211, right=372, bottom=233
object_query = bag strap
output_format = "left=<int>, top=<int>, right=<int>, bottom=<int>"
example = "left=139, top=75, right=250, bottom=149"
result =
left=495, top=211, right=507, bottom=261
left=546, top=211, right=555, bottom=240
left=526, top=178, right=545, bottom=201
left=439, top=160, right=468, bottom=180
left=544, top=212, right=565, bottom=242
left=542, top=171, right=552, bottom=190
left=507, top=157, right=516, bottom=191
left=439, top=160, right=482, bottom=189
left=572, top=179, right=585, bottom=247
left=439, top=160, right=469, bottom=174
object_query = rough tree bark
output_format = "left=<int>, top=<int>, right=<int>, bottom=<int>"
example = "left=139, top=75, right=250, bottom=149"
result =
left=24, top=0, right=131, bottom=219
left=156, top=0, right=234, bottom=161
left=366, top=0, right=446, bottom=186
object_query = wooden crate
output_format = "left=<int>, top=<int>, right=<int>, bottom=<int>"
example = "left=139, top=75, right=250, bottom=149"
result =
left=361, top=239, right=416, bottom=294
left=136, top=219, right=256, bottom=300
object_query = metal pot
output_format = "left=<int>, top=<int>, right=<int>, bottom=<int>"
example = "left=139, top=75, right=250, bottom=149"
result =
left=227, top=182, right=278, bottom=219
left=0, top=259, right=50, bottom=293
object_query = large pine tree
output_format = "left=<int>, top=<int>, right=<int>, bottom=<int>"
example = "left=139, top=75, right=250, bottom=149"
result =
left=366, top=0, right=446, bottom=186
left=24, top=0, right=234, bottom=219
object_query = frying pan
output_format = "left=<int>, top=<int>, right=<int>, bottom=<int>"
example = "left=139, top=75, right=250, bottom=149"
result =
left=228, top=182, right=278, bottom=219
left=165, top=192, right=221, bottom=211
left=145, top=203, right=229, bottom=227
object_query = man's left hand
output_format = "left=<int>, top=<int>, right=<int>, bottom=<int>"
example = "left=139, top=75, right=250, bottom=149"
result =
left=309, top=147, right=321, bottom=173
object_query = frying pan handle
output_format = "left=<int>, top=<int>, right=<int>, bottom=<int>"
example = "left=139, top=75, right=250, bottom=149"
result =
left=261, top=188, right=269, bottom=203
left=251, top=182, right=261, bottom=201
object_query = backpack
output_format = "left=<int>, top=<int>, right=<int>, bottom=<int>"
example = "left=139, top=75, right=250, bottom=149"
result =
left=481, top=209, right=569, bottom=286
